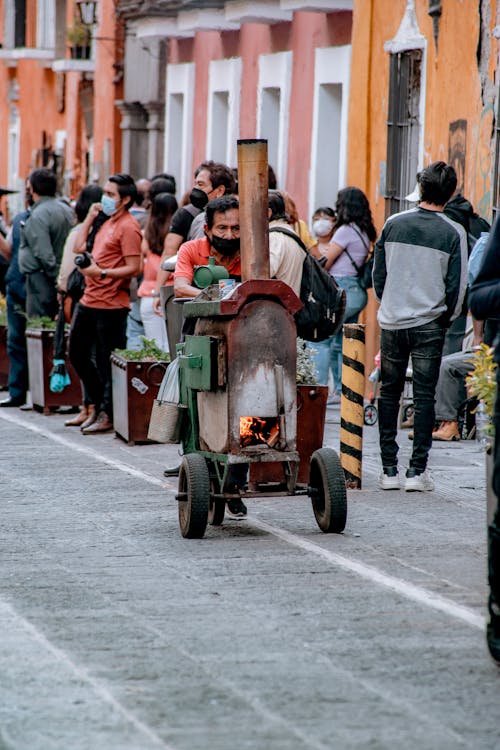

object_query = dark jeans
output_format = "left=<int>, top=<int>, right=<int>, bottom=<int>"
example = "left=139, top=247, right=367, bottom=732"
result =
left=69, top=304, right=128, bottom=419
left=25, top=270, right=58, bottom=319
left=6, top=290, right=28, bottom=401
left=378, top=320, right=445, bottom=471
left=489, top=369, right=500, bottom=611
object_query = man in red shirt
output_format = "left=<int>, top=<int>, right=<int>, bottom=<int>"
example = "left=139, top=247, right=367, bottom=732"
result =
left=174, top=194, right=241, bottom=298
left=69, top=174, right=142, bottom=434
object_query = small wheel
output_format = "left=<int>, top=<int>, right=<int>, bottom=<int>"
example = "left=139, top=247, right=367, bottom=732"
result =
left=178, top=454, right=209, bottom=539
left=208, top=497, right=225, bottom=526
left=309, top=447, right=347, bottom=533
left=363, top=404, right=378, bottom=426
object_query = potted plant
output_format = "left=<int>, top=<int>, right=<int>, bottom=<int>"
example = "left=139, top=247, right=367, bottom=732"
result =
left=67, top=19, right=91, bottom=60
left=0, top=293, right=8, bottom=390
left=249, top=340, right=328, bottom=486
left=26, top=317, right=82, bottom=413
left=111, top=338, right=170, bottom=445
left=466, top=343, right=498, bottom=524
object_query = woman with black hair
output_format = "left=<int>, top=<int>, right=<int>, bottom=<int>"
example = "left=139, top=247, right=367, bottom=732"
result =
left=311, top=187, right=376, bottom=402
left=138, top=192, right=178, bottom=351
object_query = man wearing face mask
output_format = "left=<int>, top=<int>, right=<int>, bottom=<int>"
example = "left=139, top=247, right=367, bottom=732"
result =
left=154, top=162, right=236, bottom=306
left=173, top=195, right=241, bottom=299
left=68, top=173, right=142, bottom=434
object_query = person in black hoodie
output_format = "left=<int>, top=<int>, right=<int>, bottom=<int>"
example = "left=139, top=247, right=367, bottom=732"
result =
left=469, top=216, right=500, bottom=666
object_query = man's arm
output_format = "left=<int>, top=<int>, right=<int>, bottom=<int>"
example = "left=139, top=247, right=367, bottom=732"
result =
left=81, top=254, right=141, bottom=280
left=22, top=212, right=57, bottom=276
left=470, top=216, right=500, bottom=320
left=444, top=234, right=468, bottom=326
left=174, top=276, right=199, bottom=298
left=0, top=233, right=11, bottom=261
left=372, top=230, right=387, bottom=301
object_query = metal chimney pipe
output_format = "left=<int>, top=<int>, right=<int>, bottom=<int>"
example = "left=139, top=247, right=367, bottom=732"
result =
left=237, top=139, right=270, bottom=281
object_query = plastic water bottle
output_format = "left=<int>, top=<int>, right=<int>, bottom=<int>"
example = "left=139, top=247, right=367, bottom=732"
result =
left=475, top=400, right=490, bottom=449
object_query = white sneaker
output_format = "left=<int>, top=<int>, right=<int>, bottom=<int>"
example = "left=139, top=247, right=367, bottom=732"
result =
left=404, top=468, right=434, bottom=492
left=379, top=467, right=400, bottom=490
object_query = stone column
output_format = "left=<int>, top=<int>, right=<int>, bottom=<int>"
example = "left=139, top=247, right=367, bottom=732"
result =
left=143, top=100, right=165, bottom=177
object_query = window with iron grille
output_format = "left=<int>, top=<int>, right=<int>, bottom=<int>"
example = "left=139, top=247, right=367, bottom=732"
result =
left=385, top=49, right=422, bottom=218
left=3, top=0, right=27, bottom=48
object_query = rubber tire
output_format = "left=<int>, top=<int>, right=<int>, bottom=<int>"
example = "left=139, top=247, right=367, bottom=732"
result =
left=178, top=454, right=210, bottom=539
left=208, top=498, right=225, bottom=526
left=309, top=447, right=347, bottom=533
left=363, top=404, right=378, bottom=426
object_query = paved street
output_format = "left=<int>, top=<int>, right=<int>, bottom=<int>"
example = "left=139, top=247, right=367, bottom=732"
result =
left=0, top=404, right=498, bottom=750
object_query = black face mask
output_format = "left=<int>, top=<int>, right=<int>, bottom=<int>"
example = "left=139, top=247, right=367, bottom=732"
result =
left=189, top=188, right=209, bottom=210
left=209, top=234, right=240, bottom=256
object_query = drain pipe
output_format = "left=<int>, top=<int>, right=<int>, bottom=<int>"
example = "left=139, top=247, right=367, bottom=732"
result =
left=237, top=138, right=270, bottom=281
left=340, top=324, right=365, bottom=489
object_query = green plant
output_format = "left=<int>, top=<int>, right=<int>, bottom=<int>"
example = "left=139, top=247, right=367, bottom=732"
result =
left=67, top=20, right=91, bottom=46
left=296, top=338, right=318, bottom=385
left=114, top=337, right=170, bottom=362
left=27, top=316, right=57, bottom=330
left=466, top=343, right=497, bottom=421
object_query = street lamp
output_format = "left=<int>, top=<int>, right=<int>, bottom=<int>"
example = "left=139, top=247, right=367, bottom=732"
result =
left=76, top=0, right=97, bottom=26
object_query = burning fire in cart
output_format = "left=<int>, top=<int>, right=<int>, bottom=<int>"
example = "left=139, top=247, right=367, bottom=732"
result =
left=175, top=139, right=347, bottom=539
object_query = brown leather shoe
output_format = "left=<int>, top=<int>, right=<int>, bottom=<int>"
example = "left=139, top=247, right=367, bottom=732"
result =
left=82, top=410, right=113, bottom=434
left=65, top=405, right=91, bottom=427
left=79, top=405, right=97, bottom=431
left=432, top=420, right=460, bottom=441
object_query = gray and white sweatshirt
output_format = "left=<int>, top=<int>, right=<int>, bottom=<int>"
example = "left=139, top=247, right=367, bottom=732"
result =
left=372, top=206, right=468, bottom=330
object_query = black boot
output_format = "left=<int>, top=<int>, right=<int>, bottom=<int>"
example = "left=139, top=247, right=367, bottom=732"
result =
left=487, top=521, right=500, bottom=665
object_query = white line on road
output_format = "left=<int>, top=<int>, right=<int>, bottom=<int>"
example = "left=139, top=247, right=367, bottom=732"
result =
left=1, top=412, right=486, bottom=633
left=0, top=598, right=177, bottom=749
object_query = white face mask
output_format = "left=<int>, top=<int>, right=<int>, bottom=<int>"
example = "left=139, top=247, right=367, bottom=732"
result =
left=313, top=218, right=334, bottom=237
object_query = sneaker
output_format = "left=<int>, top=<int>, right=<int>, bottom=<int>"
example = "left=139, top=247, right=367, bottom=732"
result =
left=227, top=499, right=248, bottom=518
left=486, top=599, right=500, bottom=666
left=379, top=466, right=400, bottom=490
left=404, top=467, right=434, bottom=492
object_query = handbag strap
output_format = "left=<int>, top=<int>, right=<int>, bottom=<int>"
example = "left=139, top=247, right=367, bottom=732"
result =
left=342, top=224, right=372, bottom=276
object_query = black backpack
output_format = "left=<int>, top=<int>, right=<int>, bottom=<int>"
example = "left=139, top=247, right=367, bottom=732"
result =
left=269, top=226, right=346, bottom=342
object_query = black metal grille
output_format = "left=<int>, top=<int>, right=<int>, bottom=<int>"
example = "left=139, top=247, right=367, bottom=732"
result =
left=385, top=50, right=422, bottom=219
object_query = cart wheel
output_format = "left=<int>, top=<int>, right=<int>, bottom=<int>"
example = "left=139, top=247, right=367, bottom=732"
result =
left=208, top=497, right=225, bottom=526
left=178, top=454, right=210, bottom=539
left=309, top=448, right=347, bottom=533
left=363, top=403, right=378, bottom=426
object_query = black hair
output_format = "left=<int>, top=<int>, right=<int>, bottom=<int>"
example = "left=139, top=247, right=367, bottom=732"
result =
left=195, top=161, right=236, bottom=194
left=149, top=173, right=177, bottom=195
left=335, top=187, right=377, bottom=242
left=313, top=206, right=336, bottom=219
left=149, top=176, right=177, bottom=200
left=205, top=195, right=239, bottom=229
left=268, top=165, right=278, bottom=190
left=268, top=190, right=287, bottom=221
left=108, top=173, right=137, bottom=210
left=419, top=161, right=458, bottom=206
left=144, top=192, right=178, bottom=255
left=75, top=184, right=103, bottom=224
left=29, top=168, right=57, bottom=197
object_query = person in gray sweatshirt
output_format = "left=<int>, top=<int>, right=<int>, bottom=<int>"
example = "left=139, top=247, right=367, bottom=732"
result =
left=373, top=161, right=468, bottom=492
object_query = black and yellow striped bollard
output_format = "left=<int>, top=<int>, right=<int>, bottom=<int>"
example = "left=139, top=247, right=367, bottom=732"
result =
left=340, top=323, right=365, bottom=489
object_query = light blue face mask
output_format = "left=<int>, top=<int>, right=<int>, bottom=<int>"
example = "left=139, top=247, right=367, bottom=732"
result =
left=101, top=195, right=118, bottom=216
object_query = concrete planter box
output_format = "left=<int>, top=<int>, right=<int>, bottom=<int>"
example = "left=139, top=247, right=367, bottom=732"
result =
left=111, top=353, right=168, bottom=445
left=0, top=323, right=8, bottom=389
left=26, top=328, right=82, bottom=413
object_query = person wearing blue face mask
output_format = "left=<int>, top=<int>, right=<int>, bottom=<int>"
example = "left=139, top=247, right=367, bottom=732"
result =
left=68, top=174, right=142, bottom=434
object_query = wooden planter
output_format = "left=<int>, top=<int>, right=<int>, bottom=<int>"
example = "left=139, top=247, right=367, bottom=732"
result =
left=111, top=353, right=168, bottom=445
left=26, top=328, right=82, bottom=413
left=0, top=323, right=8, bottom=390
left=249, top=384, right=328, bottom=487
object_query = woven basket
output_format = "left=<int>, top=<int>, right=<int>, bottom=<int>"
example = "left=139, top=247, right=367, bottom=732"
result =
left=147, top=400, right=184, bottom=444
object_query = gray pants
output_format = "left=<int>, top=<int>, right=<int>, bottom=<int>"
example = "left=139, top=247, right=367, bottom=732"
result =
left=25, top=270, right=57, bottom=319
left=435, top=350, right=474, bottom=422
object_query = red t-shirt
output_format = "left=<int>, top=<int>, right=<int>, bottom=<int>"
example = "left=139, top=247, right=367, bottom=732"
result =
left=81, top=211, right=142, bottom=309
left=174, top=237, right=241, bottom=283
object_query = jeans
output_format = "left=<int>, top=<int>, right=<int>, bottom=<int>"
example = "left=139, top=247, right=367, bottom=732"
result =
left=6, top=290, right=28, bottom=401
left=378, top=320, right=445, bottom=471
left=435, top=350, right=474, bottom=422
left=308, top=276, right=367, bottom=389
left=126, top=298, right=145, bottom=350
left=489, top=368, right=500, bottom=613
left=69, top=304, right=128, bottom=419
